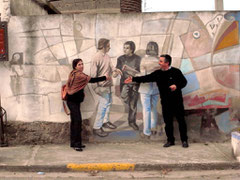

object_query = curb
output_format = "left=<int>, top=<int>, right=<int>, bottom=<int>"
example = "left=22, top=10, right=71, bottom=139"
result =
left=0, top=162, right=239, bottom=172
left=67, top=163, right=135, bottom=171
left=0, top=165, right=68, bottom=172
left=135, top=162, right=240, bottom=171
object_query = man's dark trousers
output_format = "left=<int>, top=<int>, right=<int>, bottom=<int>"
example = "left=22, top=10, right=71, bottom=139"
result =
left=162, top=100, right=188, bottom=143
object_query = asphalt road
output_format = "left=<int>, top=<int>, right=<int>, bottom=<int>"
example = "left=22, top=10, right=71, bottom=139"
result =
left=0, top=169, right=240, bottom=179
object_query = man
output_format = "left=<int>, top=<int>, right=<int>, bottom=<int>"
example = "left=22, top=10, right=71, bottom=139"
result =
left=125, top=54, right=189, bottom=148
left=114, top=41, right=141, bottom=130
left=91, top=38, right=119, bottom=137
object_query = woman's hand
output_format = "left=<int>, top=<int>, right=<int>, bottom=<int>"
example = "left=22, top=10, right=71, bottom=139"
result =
left=105, top=74, right=112, bottom=81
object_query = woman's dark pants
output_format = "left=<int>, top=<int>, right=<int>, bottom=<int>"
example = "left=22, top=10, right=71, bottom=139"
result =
left=67, top=101, right=82, bottom=147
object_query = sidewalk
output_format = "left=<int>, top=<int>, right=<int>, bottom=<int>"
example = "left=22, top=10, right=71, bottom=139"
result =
left=0, top=142, right=239, bottom=172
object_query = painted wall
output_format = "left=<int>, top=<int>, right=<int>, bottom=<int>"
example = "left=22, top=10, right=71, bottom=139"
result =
left=0, top=0, right=10, bottom=21
left=1, top=12, right=239, bottom=142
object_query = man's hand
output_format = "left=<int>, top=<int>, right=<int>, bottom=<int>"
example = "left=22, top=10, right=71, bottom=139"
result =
left=124, top=76, right=133, bottom=84
left=112, top=69, right=123, bottom=78
left=122, top=65, right=127, bottom=71
left=169, top=84, right=177, bottom=91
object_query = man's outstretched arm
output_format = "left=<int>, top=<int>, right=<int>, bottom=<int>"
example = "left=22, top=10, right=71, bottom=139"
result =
left=124, top=71, right=157, bottom=84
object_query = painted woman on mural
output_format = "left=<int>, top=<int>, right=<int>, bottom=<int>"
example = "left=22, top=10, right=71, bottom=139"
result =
left=66, top=58, right=110, bottom=151
left=139, top=41, right=161, bottom=139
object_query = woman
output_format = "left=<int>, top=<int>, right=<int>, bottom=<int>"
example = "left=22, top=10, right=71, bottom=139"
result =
left=66, top=58, right=110, bottom=151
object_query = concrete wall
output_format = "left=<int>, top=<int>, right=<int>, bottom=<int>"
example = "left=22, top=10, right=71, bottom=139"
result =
left=1, top=12, right=240, bottom=144
left=51, top=0, right=120, bottom=14
left=10, top=0, right=48, bottom=16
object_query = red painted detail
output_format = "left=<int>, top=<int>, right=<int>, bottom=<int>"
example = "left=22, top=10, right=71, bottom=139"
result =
left=0, top=29, right=5, bottom=54
left=183, top=93, right=231, bottom=109
left=183, top=95, right=206, bottom=107
left=209, top=94, right=226, bottom=103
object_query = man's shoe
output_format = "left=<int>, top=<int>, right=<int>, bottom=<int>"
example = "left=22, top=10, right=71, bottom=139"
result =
left=182, top=141, right=189, bottom=148
left=71, top=143, right=86, bottom=148
left=73, top=147, right=83, bottom=151
left=140, top=132, right=150, bottom=140
left=103, top=122, right=117, bottom=129
left=129, top=123, right=139, bottom=130
left=163, top=141, right=175, bottom=148
left=93, top=128, right=109, bottom=137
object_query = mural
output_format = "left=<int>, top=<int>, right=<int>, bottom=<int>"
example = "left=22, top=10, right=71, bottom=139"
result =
left=1, top=12, right=240, bottom=142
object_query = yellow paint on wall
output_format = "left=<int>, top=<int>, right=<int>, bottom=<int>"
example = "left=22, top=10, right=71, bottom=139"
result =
left=215, top=21, right=239, bottom=51
left=67, top=163, right=135, bottom=171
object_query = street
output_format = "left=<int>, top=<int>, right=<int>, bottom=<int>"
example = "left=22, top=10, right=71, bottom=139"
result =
left=0, top=169, right=240, bottom=179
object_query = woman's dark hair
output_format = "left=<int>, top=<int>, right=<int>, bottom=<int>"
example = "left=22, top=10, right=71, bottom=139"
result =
left=124, top=41, right=136, bottom=53
left=146, top=41, right=159, bottom=56
left=72, top=58, right=83, bottom=69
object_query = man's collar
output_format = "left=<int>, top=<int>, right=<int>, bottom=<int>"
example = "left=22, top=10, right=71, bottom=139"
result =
left=161, top=66, right=171, bottom=71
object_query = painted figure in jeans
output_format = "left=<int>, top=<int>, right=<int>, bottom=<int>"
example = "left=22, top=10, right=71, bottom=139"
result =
left=91, top=38, right=122, bottom=137
left=114, top=41, right=141, bottom=130
left=125, top=54, right=189, bottom=148
left=139, top=42, right=160, bottom=139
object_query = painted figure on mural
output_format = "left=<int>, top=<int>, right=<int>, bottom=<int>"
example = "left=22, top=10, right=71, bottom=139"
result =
left=200, top=108, right=219, bottom=136
left=125, top=54, right=189, bottom=148
left=139, top=42, right=161, bottom=139
left=114, top=41, right=141, bottom=130
left=90, top=38, right=121, bottom=137
left=66, top=58, right=110, bottom=151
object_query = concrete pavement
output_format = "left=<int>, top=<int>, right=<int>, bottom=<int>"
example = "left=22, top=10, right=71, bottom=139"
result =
left=0, top=142, right=239, bottom=172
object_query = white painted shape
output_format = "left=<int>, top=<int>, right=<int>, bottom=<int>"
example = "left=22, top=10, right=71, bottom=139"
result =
left=213, top=45, right=240, bottom=65
left=33, top=49, right=58, bottom=65
left=142, top=0, right=215, bottom=12
left=118, top=16, right=142, bottom=37
left=57, top=66, right=71, bottom=82
left=0, top=66, right=13, bottom=97
left=50, top=43, right=67, bottom=60
left=48, top=92, right=63, bottom=114
left=224, top=0, right=240, bottom=10
left=231, top=132, right=240, bottom=162
left=63, top=41, right=78, bottom=57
